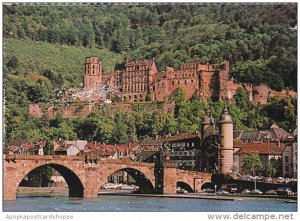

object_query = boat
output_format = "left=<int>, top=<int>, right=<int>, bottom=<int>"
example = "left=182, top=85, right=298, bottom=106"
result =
left=284, top=200, right=297, bottom=204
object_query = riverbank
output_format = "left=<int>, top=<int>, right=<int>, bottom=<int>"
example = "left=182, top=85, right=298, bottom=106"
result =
left=17, top=187, right=297, bottom=203
left=98, top=190, right=297, bottom=202
left=17, top=187, right=68, bottom=196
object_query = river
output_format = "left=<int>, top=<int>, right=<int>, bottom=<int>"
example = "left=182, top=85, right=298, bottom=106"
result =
left=3, top=194, right=297, bottom=212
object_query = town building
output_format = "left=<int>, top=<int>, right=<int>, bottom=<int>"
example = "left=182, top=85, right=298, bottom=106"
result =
left=238, top=142, right=285, bottom=176
left=232, top=139, right=245, bottom=173
left=139, top=135, right=166, bottom=152
left=54, top=144, right=80, bottom=156
left=6, top=139, right=46, bottom=155
left=282, top=140, right=297, bottom=178
left=142, top=105, right=234, bottom=174
left=233, top=130, right=260, bottom=143
left=162, top=132, right=202, bottom=171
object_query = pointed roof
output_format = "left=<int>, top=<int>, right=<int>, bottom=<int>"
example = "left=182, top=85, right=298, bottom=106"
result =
left=219, top=102, right=232, bottom=124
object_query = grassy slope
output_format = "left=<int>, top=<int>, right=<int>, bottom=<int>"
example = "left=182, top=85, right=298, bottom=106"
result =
left=3, top=38, right=123, bottom=87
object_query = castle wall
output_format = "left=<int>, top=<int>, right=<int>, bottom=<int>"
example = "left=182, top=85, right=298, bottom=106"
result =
left=29, top=103, right=94, bottom=119
left=62, top=103, right=94, bottom=118
left=227, top=79, right=253, bottom=101
left=253, top=85, right=270, bottom=104
left=199, top=71, right=219, bottom=99
left=156, top=69, right=199, bottom=101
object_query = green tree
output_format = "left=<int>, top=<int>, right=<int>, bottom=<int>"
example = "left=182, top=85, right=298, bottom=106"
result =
left=234, top=88, right=250, bottom=110
left=44, top=140, right=54, bottom=155
left=265, top=164, right=276, bottom=178
left=113, top=116, right=129, bottom=144
left=242, top=153, right=263, bottom=175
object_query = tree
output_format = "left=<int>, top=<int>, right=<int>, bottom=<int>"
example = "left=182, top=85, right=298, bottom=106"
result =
left=265, top=164, right=276, bottom=178
left=44, top=140, right=54, bottom=155
left=113, top=117, right=129, bottom=144
left=264, top=96, right=297, bottom=130
left=242, top=153, right=263, bottom=175
left=234, top=88, right=249, bottom=110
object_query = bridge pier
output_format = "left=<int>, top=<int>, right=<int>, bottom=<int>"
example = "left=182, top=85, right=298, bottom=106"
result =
left=4, top=162, right=18, bottom=200
left=163, top=162, right=177, bottom=195
left=84, top=165, right=99, bottom=198
left=4, top=188, right=17, bottom=201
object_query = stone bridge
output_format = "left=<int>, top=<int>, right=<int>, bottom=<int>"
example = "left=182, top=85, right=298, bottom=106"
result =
left=3, top=155, right=211, bottom=200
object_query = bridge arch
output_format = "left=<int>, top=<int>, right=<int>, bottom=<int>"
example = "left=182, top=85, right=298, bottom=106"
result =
left=18, top=164, right=85, bottom=197
left=9, top=161, right=86, bottom=199
left=98, top=162, right=156, bottom=194
left=201, top=182, right=214, bottom=190
left=105, top=168, right=155, bottom=193
left=176, top=181, right=194, bottom=193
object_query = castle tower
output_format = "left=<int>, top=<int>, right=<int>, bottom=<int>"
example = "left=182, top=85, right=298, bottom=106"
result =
left=83, top=56, right=102, bottom=90
left=218, top=102, right=233, bottom=174
left=218, top=61, right=229, bottom=100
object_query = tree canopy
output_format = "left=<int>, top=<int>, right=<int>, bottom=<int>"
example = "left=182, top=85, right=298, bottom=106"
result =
left=3, top=3, right=297, bottom=90
left=3, top=3, right=297, bottom=144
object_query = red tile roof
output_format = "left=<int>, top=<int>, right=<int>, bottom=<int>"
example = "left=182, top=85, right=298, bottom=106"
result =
left=165, top=132, right=200, bottom=142
left=85, top=142, right=101, bottom=151
left=140, top=136, right=165, bottom=146
left=239, top=142, right=285, bottom=155
left=7, top=139, right=32, bottom=147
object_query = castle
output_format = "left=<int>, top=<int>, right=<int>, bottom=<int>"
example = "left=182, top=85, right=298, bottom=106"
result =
left=83, top=56, right=230, bottom=102
left=29, top=56, right=297, bottom=119
left=82, top=56, right=296, bottom=103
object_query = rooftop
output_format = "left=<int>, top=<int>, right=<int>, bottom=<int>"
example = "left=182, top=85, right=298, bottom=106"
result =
left=239, top=142, right=285, bottom=155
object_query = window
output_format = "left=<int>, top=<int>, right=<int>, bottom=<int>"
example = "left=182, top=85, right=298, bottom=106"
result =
left=285, top=156, right=289, bottom=163
left=285, top=166, right=289, bottom=172
left=191, top=142, right=194, bottom=147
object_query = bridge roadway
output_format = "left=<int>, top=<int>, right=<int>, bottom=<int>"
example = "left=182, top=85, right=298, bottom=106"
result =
left=3, top=154, right=211, bottom=200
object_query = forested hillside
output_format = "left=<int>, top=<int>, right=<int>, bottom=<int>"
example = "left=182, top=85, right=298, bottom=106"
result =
left=3, top=3, right=297, bottom=143
left=4, top=38, right=121, bottom=87
left=4, top=3, right=297, bottom=90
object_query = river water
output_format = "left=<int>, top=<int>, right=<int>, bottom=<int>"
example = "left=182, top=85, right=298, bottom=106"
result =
left=3, top=194, right=297, bottom=212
